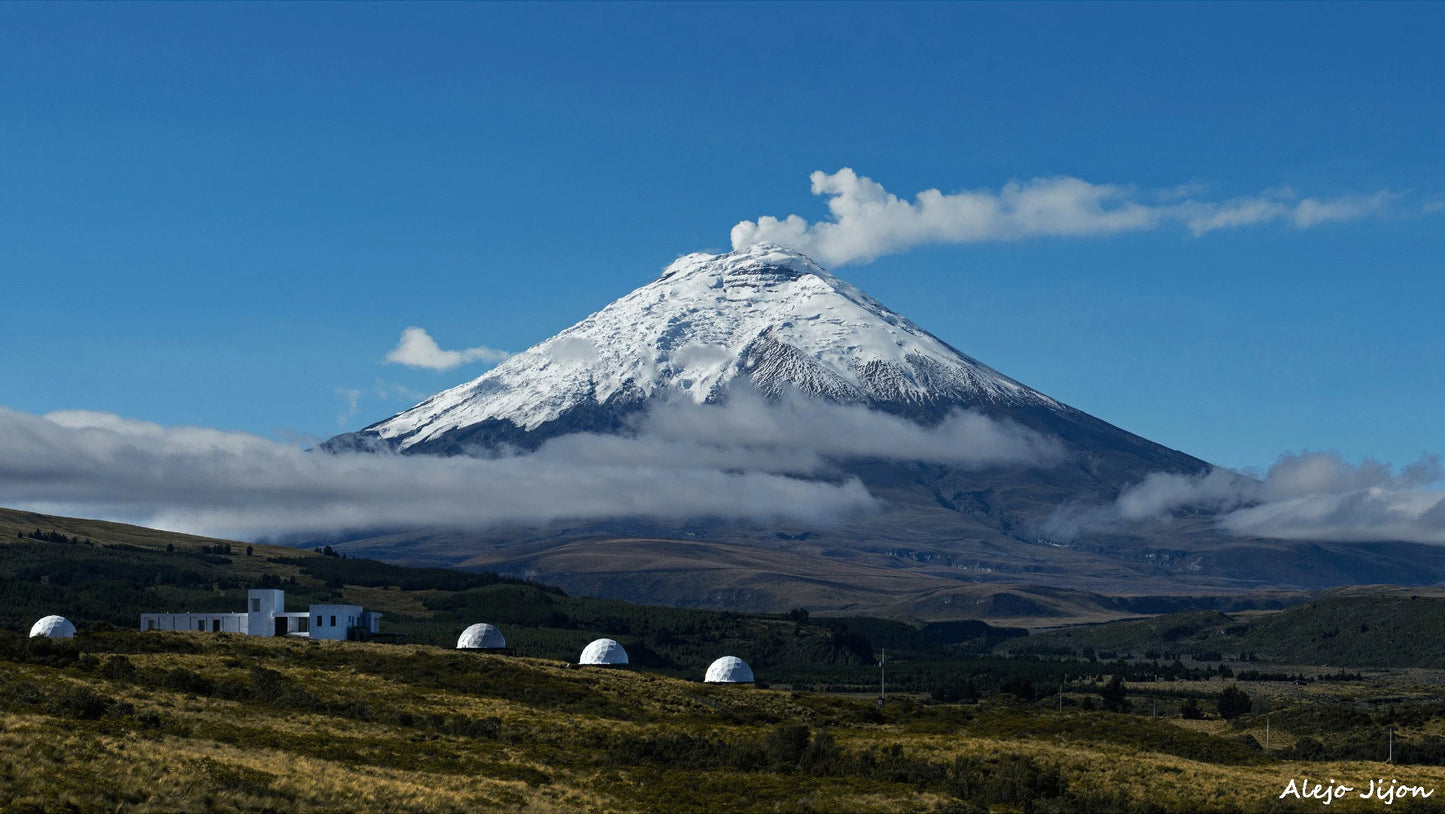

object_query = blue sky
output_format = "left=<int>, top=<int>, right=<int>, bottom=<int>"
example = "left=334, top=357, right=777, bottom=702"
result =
left=3, top=1, right=1442, bottom=474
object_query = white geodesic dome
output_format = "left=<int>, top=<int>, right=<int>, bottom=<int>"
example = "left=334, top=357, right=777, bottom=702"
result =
left=456, top=622, right=506, bottom=650
left=704, top=655, right=754, bottom=684
left=29, top=615, right=76, bottom=639
left=579, top=638, right=628, bottom=666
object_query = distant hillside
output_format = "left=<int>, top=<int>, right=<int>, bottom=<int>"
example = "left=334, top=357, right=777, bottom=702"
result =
left=13, top=505, right=1445, bottom=675
left=0, top=506, right=1035, bottom=688
left=1004, top=588, right=1445, bottom=668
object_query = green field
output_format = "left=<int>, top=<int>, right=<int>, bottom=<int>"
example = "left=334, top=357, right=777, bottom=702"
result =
left=1006, top=593, right=1445, bottom=669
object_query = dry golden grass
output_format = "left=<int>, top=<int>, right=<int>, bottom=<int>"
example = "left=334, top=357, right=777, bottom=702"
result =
left=7, top=631, right=1445, bottom=812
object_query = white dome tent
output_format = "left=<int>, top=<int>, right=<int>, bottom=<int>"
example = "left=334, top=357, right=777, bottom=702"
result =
left=704, top=656, right=754, bottom=684
left=456, top=623, right=507, bottom=650
left=579, top=638, right=629, bottom=666
left=29, top=615, right=76, bottom=639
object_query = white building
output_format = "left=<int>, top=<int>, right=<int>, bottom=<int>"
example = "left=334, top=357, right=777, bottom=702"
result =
left=579, top=637, right=629, bottom=666
left=457, top=622, right=506, bottom=650
left=30, top=615, right=76, bottom=639
left=141, top=589, right=381, bottom=641
left=704, top=655, right=755, bottom=684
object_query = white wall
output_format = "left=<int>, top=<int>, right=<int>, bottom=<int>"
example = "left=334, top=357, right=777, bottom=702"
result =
left=246, top=589, right=287, bottom=637
left=308, top=604, right=363, bottom=641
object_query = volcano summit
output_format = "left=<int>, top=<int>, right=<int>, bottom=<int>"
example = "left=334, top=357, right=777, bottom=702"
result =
left=328, top=245, right=1198, bottom=473
left=323, top=245, right=1445, bottom=619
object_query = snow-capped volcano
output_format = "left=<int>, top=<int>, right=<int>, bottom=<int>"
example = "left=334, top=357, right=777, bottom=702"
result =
left=331, top=244, right=1072, bottom=455
left=318, top=246, right=1445, bottom=616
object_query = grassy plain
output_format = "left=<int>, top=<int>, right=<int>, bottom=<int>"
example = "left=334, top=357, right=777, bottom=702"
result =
left=6, top=631, right=1445, bottom=812
left=9, top=506, right=1445, bottom=811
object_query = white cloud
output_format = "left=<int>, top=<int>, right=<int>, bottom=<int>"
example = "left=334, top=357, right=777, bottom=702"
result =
left=1219, top=452, right=1445, bottom=543
left=536, top=389, right=1065, bottom=479
left=0, top=396, right=1064, bottom=541
left=0, top=406, right=877, bottom=540
left=335, top=388, right=362, bottom=428
left=732, top=169, right=1398, bottom=265
left=1290, top=191, right=1395, bottom=228
left=385, top=327, right=510, bottom=370
left=23, top=399, right=1438, bottom=547
left=544, top=336, right=599, bottom=365
left=1179, top=190, right=1396, bottom=235
left=1045, top=451, right=1445, bottom=545
left=334, top=381, right=426, bottom=431
left=633, top=389, right=1064, bottom=471
left=1176, top=197, right=1292, bottom=236
left=1114, top=467, right=1258, bottom=521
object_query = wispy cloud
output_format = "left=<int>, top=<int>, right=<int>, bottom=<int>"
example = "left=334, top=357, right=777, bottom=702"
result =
left=1044, top=451, right=1445, bottom=545
left=731, top=169, right=1399, bottom=265
left=334, top=388, right=363, bottom=429
left=334, top=381, right=426, bottom=430
left=1177, top=189, right=1397, bottom=235
left=385, top=327, right=510, bottom=371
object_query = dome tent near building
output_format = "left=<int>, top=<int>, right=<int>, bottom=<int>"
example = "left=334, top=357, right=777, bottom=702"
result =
left=456, top=622, right=507, bottom=650
left=30, top=615, right=76, bottom=639
left=704, top=655, right=754, bottom=684
left=579, top=638, right=628, bottom=666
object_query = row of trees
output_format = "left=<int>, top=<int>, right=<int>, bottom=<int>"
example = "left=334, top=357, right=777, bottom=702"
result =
left=20, top=529, right=92, bottom=545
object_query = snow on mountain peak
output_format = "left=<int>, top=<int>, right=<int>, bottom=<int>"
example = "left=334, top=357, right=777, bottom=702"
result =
left=362, top=244, right=1059, bottom=451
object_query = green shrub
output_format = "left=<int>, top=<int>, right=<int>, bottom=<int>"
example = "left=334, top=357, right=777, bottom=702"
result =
left=47, top=685, right=113, bottom=720
left=100, top=655, right=137, bottom=681
left=764, top=723, right=811, bottom=768
left=161, top=667, right=215, bottom=696
left=1180, top=698, right=1203, bottom=720
left=1217, top=686, right=1251, bottom=719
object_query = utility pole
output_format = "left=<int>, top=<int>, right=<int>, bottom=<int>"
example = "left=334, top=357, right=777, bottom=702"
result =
left=1266, top=714, right=1270, bottom=752
left=1389, top=726, right=1394, bottom=764
left=877, top=648, right=886, bottom=707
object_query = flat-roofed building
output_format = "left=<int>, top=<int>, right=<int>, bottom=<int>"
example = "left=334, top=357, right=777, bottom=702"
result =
left=141, top=589, right=380, bottom=640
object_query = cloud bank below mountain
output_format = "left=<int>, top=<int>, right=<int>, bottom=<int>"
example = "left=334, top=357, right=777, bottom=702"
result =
left=0, top=396, right=1058, bottom=541
left=7, top=402, right=1440, bottom=546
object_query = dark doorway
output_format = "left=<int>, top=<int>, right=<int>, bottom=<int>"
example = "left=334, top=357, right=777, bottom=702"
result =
left=212, top=619, right=221, bottom=632
left=275, top=617, right=288, bottom=636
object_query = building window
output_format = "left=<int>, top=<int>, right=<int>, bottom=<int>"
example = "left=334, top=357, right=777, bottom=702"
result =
left=298, top=618, right=309, bottom=633
left=197, top=620, right=205, bottom=631
left=330, top=615, right=337, bottom=627
left=251, top=598, right=260, bottom=612
left=314, top=616, right=321, bottom=628
left=146, top=619, right=156, bottom=631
